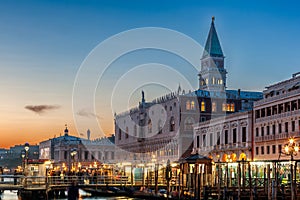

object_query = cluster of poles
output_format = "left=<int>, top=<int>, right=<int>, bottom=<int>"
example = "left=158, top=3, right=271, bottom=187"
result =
left=176, top=159, right=299, bottom=200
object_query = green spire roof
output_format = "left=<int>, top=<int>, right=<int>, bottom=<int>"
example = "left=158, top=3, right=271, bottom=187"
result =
left=202, top=17, right=224, bottom=59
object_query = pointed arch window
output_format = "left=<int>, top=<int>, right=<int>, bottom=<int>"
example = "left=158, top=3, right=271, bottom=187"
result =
left=212, top=102, right=217, bottom=112
left=158, top=119, right=162, bottom=134
left=222, top=103, right=227, bottom=111
left=170, top=117, right=175, bottom=132
left=224, top=102, right=235, bottom=112
left=201, top=101, right=206, bottom=112
left=230, top=103, right=235, bottom=112
left=212, top=77, right=216, bottom=85
left=205, top=78, right=209, bottom=85
left=186, top=101, right=191, bottom=110
left=191, top=101, right=195, bottom=110
left=148, top=119, right=152, bottom=133
left=125, top=127, right=129, bottom=139
left=227, top=103, right=231, bottom=111
left=118, top=129, right=122, bottom=140
left=134, top=125, right=137, bottom=136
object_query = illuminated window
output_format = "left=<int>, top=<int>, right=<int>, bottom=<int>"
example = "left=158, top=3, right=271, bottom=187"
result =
left=201, top=101, right=206, bottom=111
left=227, top=103, right=231, bottom=112
left=212, top=77, right=215, bottom=84
left=212, top=102, right=217, bottom=112
left=230, top=103, right=235, bottom=112
left=205, top=78, right=208, bottom=85
left=191, top=101, right=195, bottom=110
left=186, top=101, right=191, bottom=110
left=222, top=103, right=226, bottom=111
left=220, top=79, right=223, bottom=85
left=223, top=103, right=235, bottom=112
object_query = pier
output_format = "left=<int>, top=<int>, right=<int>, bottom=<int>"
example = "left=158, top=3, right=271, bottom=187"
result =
left=1, top=159, right=300, bottom=200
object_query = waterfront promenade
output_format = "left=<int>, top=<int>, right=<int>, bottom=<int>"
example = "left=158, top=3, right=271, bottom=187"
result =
left=1, top=168, right=300, bottom=200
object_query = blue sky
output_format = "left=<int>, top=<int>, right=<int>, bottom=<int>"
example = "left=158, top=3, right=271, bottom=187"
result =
left=0, top=0, right=300, bottom=147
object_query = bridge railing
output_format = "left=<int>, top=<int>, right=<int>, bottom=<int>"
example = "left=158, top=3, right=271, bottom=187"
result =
left=47, top=175, right=130, bottom=186
left=23, top=176, right=47, bottom=189
left=0, top=175, right=24, bottom=185
left=0, top=174, right=170, bottom=189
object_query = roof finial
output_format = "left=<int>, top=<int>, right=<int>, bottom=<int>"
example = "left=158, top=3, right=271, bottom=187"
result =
left=212, top=16, right=215, bottom=23
left=142, top=90, right=145, bottom=103
left=64, top=124, right=69, bottom=136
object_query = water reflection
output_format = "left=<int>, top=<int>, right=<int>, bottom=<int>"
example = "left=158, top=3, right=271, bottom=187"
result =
left=0, top=190, right=141, bottom=200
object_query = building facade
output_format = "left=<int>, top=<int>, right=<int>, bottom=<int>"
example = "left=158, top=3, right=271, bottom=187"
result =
left=39, top=127, right=115, bottom=169
left=254, top=73, right=300, bottom=160
left=115, top=18, right=262, bottom=165
left=193, top=111, right=253, bottom=162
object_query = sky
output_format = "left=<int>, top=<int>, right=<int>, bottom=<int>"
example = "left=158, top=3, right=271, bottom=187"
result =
left=0, top=0, right=300, bottom=148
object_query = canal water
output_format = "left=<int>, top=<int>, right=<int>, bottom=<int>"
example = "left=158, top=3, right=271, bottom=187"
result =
left=0, top=190, right=142, bottom=200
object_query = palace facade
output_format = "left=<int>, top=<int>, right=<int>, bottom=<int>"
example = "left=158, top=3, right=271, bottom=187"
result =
left=114, top=18, right=262, bottom=165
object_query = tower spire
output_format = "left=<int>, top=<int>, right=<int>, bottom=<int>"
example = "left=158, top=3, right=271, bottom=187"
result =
left=202, top=16, right=224, bottom=59
left=199, top=17, right=227, bottom=91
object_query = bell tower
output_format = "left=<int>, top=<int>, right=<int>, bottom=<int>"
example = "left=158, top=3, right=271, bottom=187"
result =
left=199, top=17, right=227, bottom=91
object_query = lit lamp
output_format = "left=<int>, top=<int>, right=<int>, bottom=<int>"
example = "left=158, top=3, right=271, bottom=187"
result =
left=93, top=161, right=97, bottom=169
left=282, top=137, right=299, bottom=200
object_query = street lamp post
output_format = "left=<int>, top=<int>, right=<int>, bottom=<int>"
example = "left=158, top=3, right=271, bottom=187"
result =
left=70, top=148, right=77, bottom=173
left=21, top=150, right=26, bottom=174
left=24, top=143, right=30, bottom=175
left=283, top=137, right=299, bottom=200
left=166, top=159, right=172, bottom=200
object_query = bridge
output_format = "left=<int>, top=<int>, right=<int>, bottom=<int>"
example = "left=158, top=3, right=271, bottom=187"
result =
left=0, top=174, right=136, bottom=190
left=0, top=174, right=170, bottom=199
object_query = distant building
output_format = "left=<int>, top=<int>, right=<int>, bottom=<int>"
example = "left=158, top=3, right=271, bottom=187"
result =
left=115, top=17, right=262, bottom=165
left=9, top=144, right=39, bottom=159
left=254, top=73, right=300, bottom=160
left=0, top=144, right=39, bottom=169
left=39, top=126, right=115, bottom=169
left=0, top=148, right=8, bottom=159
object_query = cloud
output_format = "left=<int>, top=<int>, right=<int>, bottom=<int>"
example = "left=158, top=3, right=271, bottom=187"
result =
left=76, top=109, right=102, bottom=119
left=25, top=105, right=60, bottom=114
